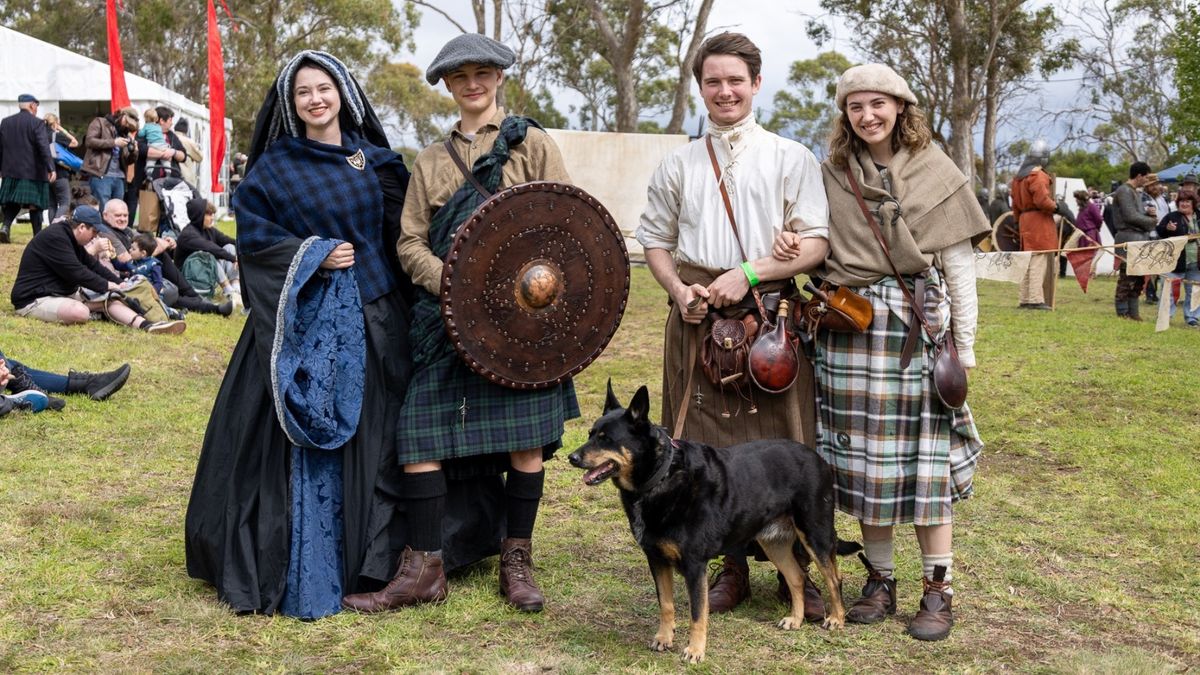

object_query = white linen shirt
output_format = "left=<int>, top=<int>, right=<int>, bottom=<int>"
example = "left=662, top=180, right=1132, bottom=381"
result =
left=636, top=115, right=829, bottom=270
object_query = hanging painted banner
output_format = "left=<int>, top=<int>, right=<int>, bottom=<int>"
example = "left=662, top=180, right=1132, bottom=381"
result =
left=974, top=251, right=1032, bottom=284
left=1066, top=247, right=1099, bottom=292
left=1125, top=236, right=1188, bottom=275
left=105, top=0, right=131, bottom=112
left=207, top=0, right=226, bottom=193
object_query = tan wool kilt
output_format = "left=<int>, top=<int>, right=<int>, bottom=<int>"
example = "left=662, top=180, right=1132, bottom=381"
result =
left=660, top=263, right=815, bottom=448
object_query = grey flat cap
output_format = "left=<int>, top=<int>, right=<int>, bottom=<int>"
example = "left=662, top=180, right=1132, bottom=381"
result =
left=426, top=33, right=516, bottom=85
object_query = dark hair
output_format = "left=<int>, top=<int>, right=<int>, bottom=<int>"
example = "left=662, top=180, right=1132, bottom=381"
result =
left=691, top=32, right=762, bottom=83
left=1129, top=161, right=1152, bottom=179
left=1176, top=192, right=1197, bottom=208
left=132, top=232, right=157, bottom=254
left=174, top=117, right=189, bottom=134
left=155, top=105, right=175, bottom=122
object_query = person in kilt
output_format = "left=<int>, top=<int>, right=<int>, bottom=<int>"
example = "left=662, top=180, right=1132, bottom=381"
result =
left=341, top=34, right=577, bottom=615
left=0, top=94, right=54, bottom=243
left=775, top=64, right=988, bottom=641
left=636, top=33, right=831, bottom=618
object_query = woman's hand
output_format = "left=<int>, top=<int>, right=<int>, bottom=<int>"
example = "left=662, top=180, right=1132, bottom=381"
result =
left=320, top=242, right=355, bottom=270
left=772, top=231, right=804, bottom=261
left=0, top=359, right=10, bottom=388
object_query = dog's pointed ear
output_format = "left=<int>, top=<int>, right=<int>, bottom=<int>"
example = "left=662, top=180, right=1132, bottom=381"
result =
left=604, top=378, right=621, bottom=413
left=628, top=385, right=650, bottom=423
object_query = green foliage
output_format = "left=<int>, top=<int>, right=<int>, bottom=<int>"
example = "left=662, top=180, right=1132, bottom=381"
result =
left=1, top=0, right=417, bottom=154
left=503, top=78, right=568, bottom=130
left=764, top=51, right=852, bottom=157
left=1169, top=3, right=1200, bottom=162
left=1047, top=149, right=1124, bottom=190
left=368, top=62, right=458, bottom=148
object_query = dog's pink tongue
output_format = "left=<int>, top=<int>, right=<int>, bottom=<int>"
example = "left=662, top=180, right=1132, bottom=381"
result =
left=582, top=467, right=603, bottom=484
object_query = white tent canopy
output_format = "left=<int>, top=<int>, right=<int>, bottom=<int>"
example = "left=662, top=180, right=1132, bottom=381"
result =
left=0, top=26, right=231, bottom=201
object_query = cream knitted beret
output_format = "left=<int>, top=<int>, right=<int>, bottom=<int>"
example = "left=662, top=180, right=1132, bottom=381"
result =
left=835, top=63, right=918, bottom=110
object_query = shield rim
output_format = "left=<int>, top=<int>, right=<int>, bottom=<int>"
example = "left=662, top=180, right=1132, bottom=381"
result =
left=439, top=180, right=630, bottom=390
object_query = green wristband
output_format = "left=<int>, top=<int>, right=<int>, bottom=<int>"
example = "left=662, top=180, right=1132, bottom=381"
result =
left=740, top=261, right=760, bottom=287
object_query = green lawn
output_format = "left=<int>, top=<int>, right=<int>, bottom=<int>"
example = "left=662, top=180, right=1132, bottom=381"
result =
left=0, top=223, right=1196, bottom=672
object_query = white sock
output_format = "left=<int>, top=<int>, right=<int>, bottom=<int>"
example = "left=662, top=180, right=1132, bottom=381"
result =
left=863, top=537, right=895, bottom=580
left=922, top=552, right=954, bottom=595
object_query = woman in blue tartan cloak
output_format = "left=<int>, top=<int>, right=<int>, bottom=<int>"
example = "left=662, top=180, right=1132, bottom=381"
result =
left=184, top=51, right=503, bottom=619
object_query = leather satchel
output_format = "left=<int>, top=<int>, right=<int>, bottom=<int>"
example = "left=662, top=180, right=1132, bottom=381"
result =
left=700, top=313, right=759, bottom=386
left=844, top=167, right=969, bottom=410
left=799, top=281, right=872, bottom=333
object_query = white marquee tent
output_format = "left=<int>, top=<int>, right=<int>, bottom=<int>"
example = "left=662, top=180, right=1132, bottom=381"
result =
left=0, top=25, right=231, bottom=202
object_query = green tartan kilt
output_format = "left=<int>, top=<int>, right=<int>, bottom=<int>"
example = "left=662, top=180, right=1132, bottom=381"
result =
left=0, top=177, right=50, bottom=210
left=812, top=273, right=983, bottom=527
left=395, top=349, right=579, bottom=465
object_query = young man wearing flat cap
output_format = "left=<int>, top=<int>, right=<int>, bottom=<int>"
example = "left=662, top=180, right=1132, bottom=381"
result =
left=342, top=33, right=576, bottom=615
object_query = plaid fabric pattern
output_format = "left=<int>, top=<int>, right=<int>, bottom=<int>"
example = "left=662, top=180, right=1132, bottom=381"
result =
left=813, top=270, right=983, bottom=526
left=0, top=177, right=50, bottom=210
left=397, top=116, right=579, bottom=463
left=235, top=131, right=405, bottom=304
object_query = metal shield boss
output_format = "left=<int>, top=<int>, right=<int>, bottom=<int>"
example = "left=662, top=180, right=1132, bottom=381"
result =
left=440, top=181, right=630, bottom=389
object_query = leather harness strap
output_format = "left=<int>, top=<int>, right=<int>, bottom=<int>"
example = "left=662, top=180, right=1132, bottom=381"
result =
left=444, top=139, right=492, bottom=200
left=705, top=136, right=768, bottom=319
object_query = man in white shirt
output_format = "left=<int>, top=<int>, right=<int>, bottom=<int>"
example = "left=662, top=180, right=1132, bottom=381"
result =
left=636, top=32, right=830, bottom=618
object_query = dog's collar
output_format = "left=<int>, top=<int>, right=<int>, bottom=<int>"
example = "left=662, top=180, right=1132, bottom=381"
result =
left=642, top=428, right=677, bottom=491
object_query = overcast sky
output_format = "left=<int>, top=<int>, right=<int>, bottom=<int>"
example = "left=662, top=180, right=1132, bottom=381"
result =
left=391, top=0, right=1098, bottom=153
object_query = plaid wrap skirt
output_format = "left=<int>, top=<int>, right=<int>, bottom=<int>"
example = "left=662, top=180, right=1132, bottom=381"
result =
left=813, top=271, right=983, bottom=526
left=0, top=177, right=50, bottom=210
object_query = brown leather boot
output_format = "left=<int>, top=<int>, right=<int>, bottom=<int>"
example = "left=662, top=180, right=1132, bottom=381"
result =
left=907, top=566, right=953, bottom=641
left=775, top=571, right=826, bottom=623
left=499, top=538, right=544, bottom=612
left=707, top=557, right=750, bottom=613
left=341, top=547, right=447, bottom=612
left=846, top=554, right=897, bottom=624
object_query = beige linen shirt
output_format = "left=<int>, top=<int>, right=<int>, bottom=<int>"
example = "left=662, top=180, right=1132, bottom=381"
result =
left=636, top=114, right=829, bottom=270
left=398, top=108, right=571, bottom=294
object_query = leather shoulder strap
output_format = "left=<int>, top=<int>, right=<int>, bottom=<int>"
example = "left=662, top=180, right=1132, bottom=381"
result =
left=444, top=139, right=491, bottom=200
left=706, top=135, right=767, bottom=318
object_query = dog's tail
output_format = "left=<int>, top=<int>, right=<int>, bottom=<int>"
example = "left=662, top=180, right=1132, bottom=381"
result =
left=836, top=539, right=863, bottom=556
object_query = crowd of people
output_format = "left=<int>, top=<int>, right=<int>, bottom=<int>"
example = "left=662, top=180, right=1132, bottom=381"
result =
left=985, top=150, right=1199, bottom=326
left=0, top=95, right=246, bottom=417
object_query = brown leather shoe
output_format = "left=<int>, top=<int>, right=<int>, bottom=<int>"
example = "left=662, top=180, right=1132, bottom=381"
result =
left=341, top=547, right=447, bottom=612
left=499, top=538, right=544, bottom=612
left=775, top=571, right=826, bottom=622
left=707, top=557, right=750, bottom=613
left=846, top=554, right=897, bottom=624
left=907, top=566, right=953, bottom=641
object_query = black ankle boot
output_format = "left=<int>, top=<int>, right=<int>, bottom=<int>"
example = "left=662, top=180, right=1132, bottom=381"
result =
left=66, top=364, right=131, bottom=401
left=5, top=363, right=65, bottom=411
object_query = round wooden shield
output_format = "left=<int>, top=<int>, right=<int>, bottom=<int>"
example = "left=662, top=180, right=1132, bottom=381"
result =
left=440, top=181, right=630, bottom=390
left=990, top=210, right=1020, bottom=252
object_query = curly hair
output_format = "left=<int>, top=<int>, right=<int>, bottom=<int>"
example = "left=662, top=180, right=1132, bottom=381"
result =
left=827, top=98, right=933, bottom=168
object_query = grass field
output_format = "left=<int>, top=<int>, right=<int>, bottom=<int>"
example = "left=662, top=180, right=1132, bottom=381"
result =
left=0, top=222, right=1197, bottom=673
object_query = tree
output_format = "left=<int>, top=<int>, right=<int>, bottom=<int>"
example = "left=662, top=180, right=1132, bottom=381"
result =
left=1, top=0, right=418, bottom=152
left=1047, top=148, right=1124, bottom=190
left=1169, top=2, right=1200, bottom=162
left=763, top=51, right=852, bottom=157
left=1055, top=0, right=1176, bottom=166
left=809, top=0, right=1071, bottom=186
left=368, top=62, right=458, bottom=147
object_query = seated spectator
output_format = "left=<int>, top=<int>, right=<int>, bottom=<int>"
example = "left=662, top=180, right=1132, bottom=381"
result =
left=1, top=348, right=130, bottom=414
left=102, top=199, right=231, bottom=316
left=128, top=233, right=166, bottom=291
left=0, top=358, right=51, bottom=415
left=176, top=198, right=240, bottom=303
left=1156, top=192, right=1200, bottom=327
left=9, top=205, right=185, bottom=334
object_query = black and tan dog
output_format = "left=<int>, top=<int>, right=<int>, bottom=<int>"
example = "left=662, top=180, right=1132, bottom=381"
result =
left=568, top=383, right=860, bottom=663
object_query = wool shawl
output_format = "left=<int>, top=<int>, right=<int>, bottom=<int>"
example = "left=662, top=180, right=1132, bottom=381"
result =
left=821, top=146, right=989, bottom=287
left=235, top=131, right=405, bottom=304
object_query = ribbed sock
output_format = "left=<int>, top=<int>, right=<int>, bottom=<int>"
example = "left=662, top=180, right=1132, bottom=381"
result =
left=403, top=470, right=446, bottom=552
left=863, top=537, right=896, bottom=580
left=922, top=552, right=954, bottom=594
left=504, top=468, right=545, bottom=539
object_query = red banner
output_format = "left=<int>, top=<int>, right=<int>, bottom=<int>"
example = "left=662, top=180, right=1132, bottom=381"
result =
left=1066, top=248, right=1097, bottom=293
left=105, top=0, right=131, bottom=112
left=207, top=0, right=226, bottom=193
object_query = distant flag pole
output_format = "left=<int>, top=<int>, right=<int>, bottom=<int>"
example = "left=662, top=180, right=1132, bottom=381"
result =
left=207, top=0, right=227, bottom=193
left=106, top=0, right=131, bottom=112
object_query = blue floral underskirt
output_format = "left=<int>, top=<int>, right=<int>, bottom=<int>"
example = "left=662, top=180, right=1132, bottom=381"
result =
left=281, top=445, right=344, bottom=619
